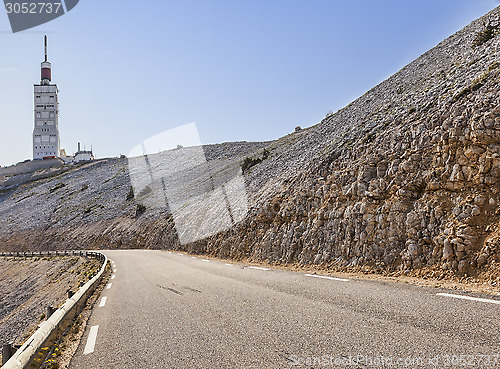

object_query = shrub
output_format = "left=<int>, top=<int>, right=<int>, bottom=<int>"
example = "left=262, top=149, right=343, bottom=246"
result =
left=136, top=204, right=146, bottom=216
left=241, top=157, right=261, bottom=173
left=262, top=148, right=270, bottom=160
left=241, top=149, right=271, bottom=174
left=126, top=186, right=134, bottom=201
left=473, top=22, right=499, bottom=47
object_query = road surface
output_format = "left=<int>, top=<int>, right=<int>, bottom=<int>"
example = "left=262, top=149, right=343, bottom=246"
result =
left=70, top=250, right=500, bottom=368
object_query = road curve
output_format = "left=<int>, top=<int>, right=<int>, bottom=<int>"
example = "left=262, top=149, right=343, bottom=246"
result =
left=69, top=250, right=500, bottom=368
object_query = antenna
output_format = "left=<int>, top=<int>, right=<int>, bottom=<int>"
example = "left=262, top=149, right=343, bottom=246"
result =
left=44, top=35, right=47, bottom=62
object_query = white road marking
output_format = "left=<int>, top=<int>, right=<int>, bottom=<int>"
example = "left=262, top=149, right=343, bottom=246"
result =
left=202, top=259, right=210, bottom=262
left=167, top=251, right=172, bottom=254
left=83, top=325, right=99, bottom=355
left=437, top=293, right=500, bottom=305
left=305, top=274, right=349, bottom=282
left=179, top=253, right=184, bottom=256
left=248, top=266, right=270, bottom=271
left=106, top=283, right=112, bottom=289
left=192, top=257, right=197, bottom=259
left=113, top=269, right=117, bottom=272
left=225, top=263, right=232, bottom=266
left=111, top=275, right=115, bottom=280
left=99, top=296, right=107, bottom=307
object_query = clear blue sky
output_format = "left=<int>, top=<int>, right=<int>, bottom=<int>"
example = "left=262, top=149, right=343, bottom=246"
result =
left=0, top=0, right=498, bottom=167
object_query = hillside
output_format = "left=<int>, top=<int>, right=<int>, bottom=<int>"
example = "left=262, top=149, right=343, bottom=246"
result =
left=2, top=7, right=500, bottom=281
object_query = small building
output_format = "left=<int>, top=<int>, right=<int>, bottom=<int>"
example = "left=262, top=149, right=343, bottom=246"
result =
left=74, top=142, right=94, bottom=163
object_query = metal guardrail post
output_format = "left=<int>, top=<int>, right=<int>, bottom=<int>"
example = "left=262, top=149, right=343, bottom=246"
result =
left=2, top=343, right=14, bottom=365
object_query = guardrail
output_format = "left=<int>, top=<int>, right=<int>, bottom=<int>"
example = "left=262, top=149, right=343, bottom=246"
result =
left=0, top=250, right=108, bottom=369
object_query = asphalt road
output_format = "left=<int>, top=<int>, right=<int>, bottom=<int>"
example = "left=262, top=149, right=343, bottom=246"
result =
left=69, top=250, right=500, bottom=368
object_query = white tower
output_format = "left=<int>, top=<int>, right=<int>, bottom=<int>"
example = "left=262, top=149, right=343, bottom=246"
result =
left=33, top=35, right=60, bottom=160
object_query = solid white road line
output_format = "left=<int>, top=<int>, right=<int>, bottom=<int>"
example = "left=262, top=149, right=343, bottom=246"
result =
left=106, top=283, right=112, bottom=289
left=437, top=293, right=500, bottom=305
left=83, top=325, right=99, bottom=355
left=248, top=266, right=270, bottom=271
left=99, top=296, right=107, bottom=308
left=111, top=275, right=115, bottom=280
left=305, top=274, right=349, bottom=282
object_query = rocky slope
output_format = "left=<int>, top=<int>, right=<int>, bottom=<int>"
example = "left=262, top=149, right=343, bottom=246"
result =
left=2, top=7, right=500, bottom=280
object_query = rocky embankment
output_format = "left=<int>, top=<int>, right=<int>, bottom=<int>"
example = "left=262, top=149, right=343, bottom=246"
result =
left=1, top=8, right=500, bottom=283
left=0, top=256, right=100, bottom=349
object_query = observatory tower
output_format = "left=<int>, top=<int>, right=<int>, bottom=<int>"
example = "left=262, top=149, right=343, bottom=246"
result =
left=33, top=35, right=60, bottom=159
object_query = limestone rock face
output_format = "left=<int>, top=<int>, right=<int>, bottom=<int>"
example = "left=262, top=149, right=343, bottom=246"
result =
left=202, top=7, right=500, bottom=276
left=2, top=8, right=500, bottom=278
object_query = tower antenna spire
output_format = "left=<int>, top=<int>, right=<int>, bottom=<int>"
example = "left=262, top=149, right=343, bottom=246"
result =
left=44, top=35, right=47, bottom=62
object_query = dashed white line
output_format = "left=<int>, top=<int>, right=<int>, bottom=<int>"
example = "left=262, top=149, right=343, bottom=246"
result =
left=192, top=257, right=197, bottom=259
left=99, top=296, right=107, bottom=308
left=106, top=283, right=112, bottom=289
left=83, top=325, right=99, bottom=355
left=225, top=263, right=232, bottom=266
left=202, top=259, right=210, bottom=262
left=305, top=274, right=349, bottom=282
left=437, top=293, right=500, bottom=305
left=111, top=275, right=115, bottom=280
left=179, top=253, right=184, bottom=256
left=248, top=266, right=270, bottom=271
left=113, top=269, right=117, bottom=273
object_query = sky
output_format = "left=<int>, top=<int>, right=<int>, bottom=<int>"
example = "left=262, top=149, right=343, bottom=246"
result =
left=0, top=0, right=498, bottom=167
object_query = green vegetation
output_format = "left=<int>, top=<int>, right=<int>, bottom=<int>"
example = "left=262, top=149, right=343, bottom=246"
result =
left=473, top=22, right=499, bottom=47
left=241, top=149, right=270, bottom=174
left=452, top=62, right=499, bottom=102
left=361, top=132, right=376, bottom=144
left=136, top=203, right=146, bottom=216
left=488, top=61, right=500, bottom=72
left=126, top=186, right=135, bottom=201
